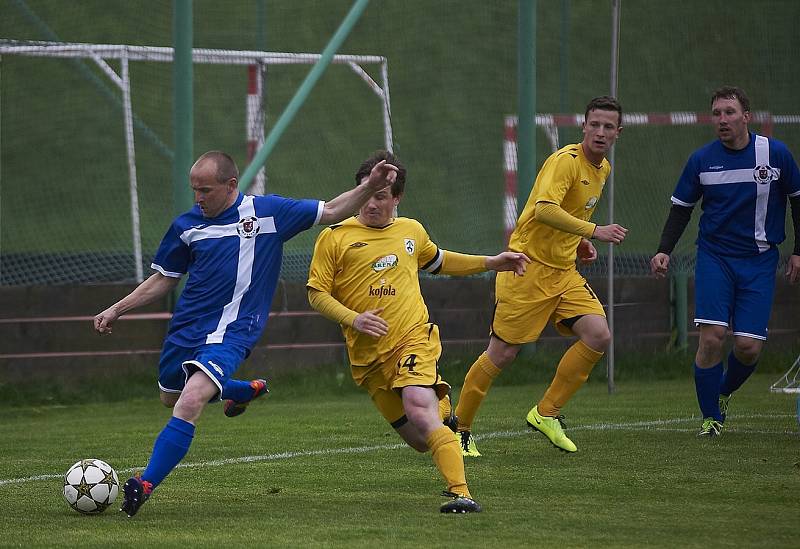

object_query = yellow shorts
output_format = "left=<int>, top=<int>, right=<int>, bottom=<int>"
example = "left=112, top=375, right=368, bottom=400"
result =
left=491, top=261, right=605, bottom=344
left=350, top=323, right=450, bottom=425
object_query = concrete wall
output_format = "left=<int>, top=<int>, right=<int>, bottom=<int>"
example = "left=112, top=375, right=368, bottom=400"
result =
left=1, top=274, right=797, bottom=385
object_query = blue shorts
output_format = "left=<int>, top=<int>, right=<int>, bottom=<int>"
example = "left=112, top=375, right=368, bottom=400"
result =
left=158, top=341, right=249, bottom=400
left=694, top=247, right=778, bottom=340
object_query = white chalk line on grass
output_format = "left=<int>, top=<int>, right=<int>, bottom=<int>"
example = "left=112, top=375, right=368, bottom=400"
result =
left=1, top=413, right=795, bottom=487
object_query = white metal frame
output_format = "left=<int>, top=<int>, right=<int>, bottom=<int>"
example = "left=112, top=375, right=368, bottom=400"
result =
left=0, top=40, right=394, bottom=282
left=770, top=354, right=800, bottom=394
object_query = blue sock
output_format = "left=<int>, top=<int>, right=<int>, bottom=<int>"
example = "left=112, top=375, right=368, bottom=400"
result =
left=720, top=351, right=756, bottom=396
left=142, top=416, right=195, bottom=488
left=694, top=362, right=723, bottom=421
left=220, top=379, right=254, bottom=402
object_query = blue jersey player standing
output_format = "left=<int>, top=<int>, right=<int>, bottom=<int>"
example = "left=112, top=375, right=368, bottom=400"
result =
left=93, top=151, right=398, bottom=516
left=651, top=87, right=800, bottom=437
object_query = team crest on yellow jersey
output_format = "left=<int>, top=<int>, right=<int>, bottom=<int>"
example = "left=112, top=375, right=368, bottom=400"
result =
left=404, top=239, right=415, bottom=255
left=372, top=254, right=398, bottom=272
left=584, top=196, right=598, bottom=209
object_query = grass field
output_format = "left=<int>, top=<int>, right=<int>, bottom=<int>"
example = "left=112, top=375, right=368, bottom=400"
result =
left=0, top=374, right=797, bottom=548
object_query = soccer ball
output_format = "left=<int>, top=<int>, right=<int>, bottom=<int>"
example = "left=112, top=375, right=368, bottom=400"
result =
left=62, top=459, right=119, bottom=514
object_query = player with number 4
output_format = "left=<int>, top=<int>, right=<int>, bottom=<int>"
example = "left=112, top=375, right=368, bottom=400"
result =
left=307, top=150, right=530, bottom=513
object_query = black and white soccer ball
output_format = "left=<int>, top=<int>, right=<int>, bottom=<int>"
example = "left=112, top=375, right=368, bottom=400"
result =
left=62, top=459, right=119, bottom=514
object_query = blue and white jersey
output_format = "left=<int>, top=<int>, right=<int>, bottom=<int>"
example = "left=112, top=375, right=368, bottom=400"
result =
left=152, top=193, right=323, bottom=349
left=672, top=132, right=800, bottom=257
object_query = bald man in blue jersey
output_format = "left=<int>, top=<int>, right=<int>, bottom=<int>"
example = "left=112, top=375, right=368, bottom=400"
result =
left=94, top=151, right=398, bottom=516
left=651, top=86, right=800, bottom=437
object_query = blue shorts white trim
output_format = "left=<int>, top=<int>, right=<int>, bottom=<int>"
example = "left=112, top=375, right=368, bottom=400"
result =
left=157, top=342, right=249, bottom=400
left=694, top=246, right=778, bottom=340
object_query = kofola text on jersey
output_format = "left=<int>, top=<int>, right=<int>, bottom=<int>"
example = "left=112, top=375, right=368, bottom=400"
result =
left=368, top=284, right=397, bottom=298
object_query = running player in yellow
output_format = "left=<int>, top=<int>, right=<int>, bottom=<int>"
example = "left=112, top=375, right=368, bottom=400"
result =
left=455, top=96, right=627, bottom=455
left=307, top=150, right=530, bottom=513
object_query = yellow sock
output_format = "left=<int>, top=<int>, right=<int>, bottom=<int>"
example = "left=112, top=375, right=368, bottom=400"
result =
left=427, top=425, right=470, bottom=498
left=455, top=352, right=502, bottom=431
left=438, top=393, right=452, bottom=422
left=538, top=340, right=603, bottom=417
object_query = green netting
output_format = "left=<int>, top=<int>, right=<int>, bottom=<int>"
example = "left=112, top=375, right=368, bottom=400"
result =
left=1, top=0, right=799, bottom=285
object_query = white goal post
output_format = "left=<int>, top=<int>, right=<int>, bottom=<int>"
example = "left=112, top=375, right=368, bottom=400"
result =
left=0, top=40, right=394, bottom=282
left=770, top=354, right=800, bottom=394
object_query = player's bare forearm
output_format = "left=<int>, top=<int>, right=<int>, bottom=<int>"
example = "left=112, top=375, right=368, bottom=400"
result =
left=485, top=252, right=531, bottom=275
left=94, top=273, right=178, bottom=334
left=320, top=160, right=398, bottom=225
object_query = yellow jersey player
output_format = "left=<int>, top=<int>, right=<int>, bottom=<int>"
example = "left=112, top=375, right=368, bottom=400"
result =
left=307, top=150, right=530, bottom=513
left=455, top=96, right=627, bottom=455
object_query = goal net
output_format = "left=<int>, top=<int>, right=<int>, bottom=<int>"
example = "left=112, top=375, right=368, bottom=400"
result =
left=0, top=40, right=393, bottom=285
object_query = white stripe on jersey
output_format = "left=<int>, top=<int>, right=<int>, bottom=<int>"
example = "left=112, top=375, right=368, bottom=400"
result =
left=179, top=216, right=277, bottom=244
left=199, top=196, right=277, bottom=344
left=150, top=263, right=183, bottom=278
left=753, top=135, right=771, bottom=252
left=422, top=248, right=444, bottom=273
left=693, top=135, right=778, bottom=254
left=313, top=201, right=325, bottom=225
left=670, top=196, right=696, bottom=207
left=697, top=168, right=754, bottom=186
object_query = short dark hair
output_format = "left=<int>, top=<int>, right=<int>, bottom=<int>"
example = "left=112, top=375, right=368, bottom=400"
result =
left=711, top=86, right=750, bottom=112
left=354, top=150, right=406, bottom=196
left=195, top=150, right=239, bottom=184
left=584, top=96, right=623, bottom=126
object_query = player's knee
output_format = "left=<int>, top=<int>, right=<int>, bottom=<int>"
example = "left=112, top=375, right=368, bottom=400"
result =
left=698, top=333, right=724, bottom=353
left=734, top=339, right=762, bottom=364
left=587, top=327, right=611, bottom=352
left=577, top=324, right=610, bottom=352
left=489, top=343, right=520, bottom=368
left=173, top=389, right=208, bottom=418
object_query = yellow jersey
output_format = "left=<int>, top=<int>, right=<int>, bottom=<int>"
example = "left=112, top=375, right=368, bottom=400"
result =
left=509, top=143, right=610, bottom=269
left=307, top=216, right=442, bottom=366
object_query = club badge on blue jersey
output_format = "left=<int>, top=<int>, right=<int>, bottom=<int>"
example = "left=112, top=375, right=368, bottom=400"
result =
left=753, top=165, right=780, bottom=185
left=237, top=216, right=260, bottom=238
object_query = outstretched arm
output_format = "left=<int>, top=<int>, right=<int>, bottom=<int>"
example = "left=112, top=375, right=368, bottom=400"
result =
left=94, top=272, right=179, bottom=334
left=319, top=160, right=398, bottom=225
left=484, top=251, right=531, bottom=274
left=436, top=250, right=531, bottom=276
